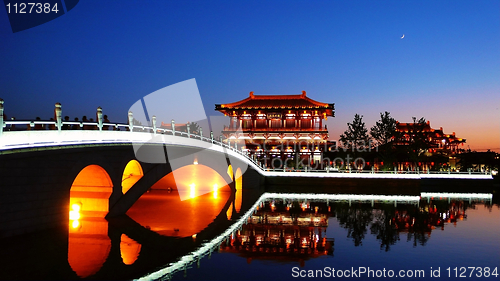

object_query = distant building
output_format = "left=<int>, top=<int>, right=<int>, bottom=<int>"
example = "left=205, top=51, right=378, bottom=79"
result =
left=391, top=120, right=466, bottom=170
left=395, top=120, right=466, bottom=154
left=215, top=91, right=334, bottom=166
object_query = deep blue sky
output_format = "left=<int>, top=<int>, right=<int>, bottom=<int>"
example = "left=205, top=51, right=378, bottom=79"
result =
left=1, top=0, right=499, bottom=150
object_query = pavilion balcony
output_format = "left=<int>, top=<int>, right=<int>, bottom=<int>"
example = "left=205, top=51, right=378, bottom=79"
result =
left=222, top=126, right=328, bottom=133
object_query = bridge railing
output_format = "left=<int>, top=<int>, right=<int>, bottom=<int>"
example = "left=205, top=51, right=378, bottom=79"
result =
left=0, top=118, right=493, bottom=176
left=0, top=101, right=493, bottom=176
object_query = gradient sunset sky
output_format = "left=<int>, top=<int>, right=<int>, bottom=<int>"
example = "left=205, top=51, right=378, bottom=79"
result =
left=1, top=1, right=499, bottom=151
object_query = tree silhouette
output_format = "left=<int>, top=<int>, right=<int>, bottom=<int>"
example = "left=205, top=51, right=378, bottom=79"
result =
left=370, top=112, right=397, bottom=147
left=334, top=203, right=373, bottom=246
left=340, top=114, right=371, bottom=153
left=370, top=208, right=400, bottom=251
left=188, top=122, right=200, bottom=135
left=370, top=111, right=399, bottom=169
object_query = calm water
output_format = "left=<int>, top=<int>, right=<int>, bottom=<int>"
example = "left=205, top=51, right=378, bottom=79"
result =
left=1, top=189, right=499, bottom=281
left=166, top=195, right=500, bottom=281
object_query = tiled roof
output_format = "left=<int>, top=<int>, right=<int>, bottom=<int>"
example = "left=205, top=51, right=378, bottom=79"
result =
left=215, top=91, right=334, bottom=111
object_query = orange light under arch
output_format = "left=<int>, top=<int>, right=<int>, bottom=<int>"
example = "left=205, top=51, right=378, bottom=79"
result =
left=127, top=164, right=232, bottom=237
left=227, top=165, right=234, bottom=181
left=70, top=164, right=112, bottom=217
left=122, top=160, right=144, bottom=194
left=68, top=164, right=112, bottom=278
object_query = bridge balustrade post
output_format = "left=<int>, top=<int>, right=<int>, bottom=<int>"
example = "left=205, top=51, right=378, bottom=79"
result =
left=55, top=102, right=62, bottom=132
left=128, top=111, right=134, bottom=132
left=199, top=127, right=203, bottom=139
left=210, top=131, right=213, bottom=143
left=219, top=135, right=223, bottom=145
left=235, top=141, right=237, bottom=150
left=187, top=122, right=191, bottom=138
left=0, top=98, right=4, bottom=136
left=96, top=106, right=103, bottom=131
left=152, top=115, right=157, bottom=135
left=171, top=119, right=175, bottom=136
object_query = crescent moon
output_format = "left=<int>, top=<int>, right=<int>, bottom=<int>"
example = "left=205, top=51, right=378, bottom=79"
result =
left=401, top=34, right=405, bottom=39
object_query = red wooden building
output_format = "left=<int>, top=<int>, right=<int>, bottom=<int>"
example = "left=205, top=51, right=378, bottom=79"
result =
left=215, top=91, right=334, bottom=166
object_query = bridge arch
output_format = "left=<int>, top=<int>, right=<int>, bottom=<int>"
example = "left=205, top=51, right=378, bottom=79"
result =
left=122, top=160, right=144, bottom=194
left=69, top=164, right=113, bottom=218
left=227, top=164, right=234, bottom=181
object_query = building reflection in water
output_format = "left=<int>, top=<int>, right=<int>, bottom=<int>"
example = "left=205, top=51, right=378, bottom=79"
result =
left=220, top=193, right=491, bottom=264
left=220, top=199, right=334, bottom=266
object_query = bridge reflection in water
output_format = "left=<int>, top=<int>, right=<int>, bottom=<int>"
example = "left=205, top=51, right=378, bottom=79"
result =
left=66, top=162, right=244, bottom=279
left=65, top=186, right=494, bottom=280
left=0, top=187, right=494, bottom=280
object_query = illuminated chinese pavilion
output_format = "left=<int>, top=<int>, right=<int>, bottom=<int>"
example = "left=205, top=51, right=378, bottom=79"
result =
left=215, top=91, right=334, bottom=164
left=394, top=120, right=466, bottom=154
left=392, top=120, right=466, bottom=170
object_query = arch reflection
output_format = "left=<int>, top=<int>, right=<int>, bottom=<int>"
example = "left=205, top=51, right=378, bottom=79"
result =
left=120, top=234, right=142, bottom=265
